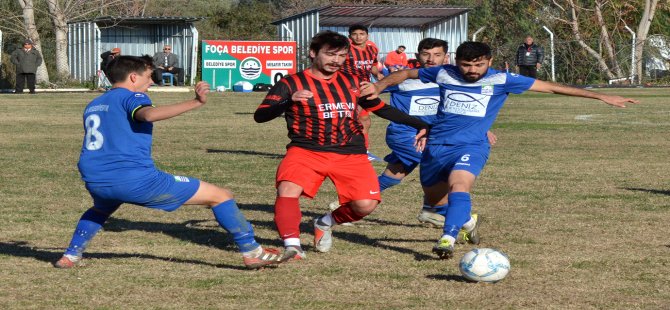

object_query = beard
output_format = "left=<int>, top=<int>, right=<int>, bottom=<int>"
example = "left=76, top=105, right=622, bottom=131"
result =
left=463, top=73, right=482, bottom=82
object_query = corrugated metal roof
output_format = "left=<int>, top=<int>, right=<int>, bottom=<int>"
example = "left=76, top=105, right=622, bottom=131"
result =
left=69, top=16, right=203, bottom=25
left=273, top=5, right=469, bottom=28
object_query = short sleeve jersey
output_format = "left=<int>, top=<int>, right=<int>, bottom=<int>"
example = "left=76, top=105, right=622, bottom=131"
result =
left=77, top=88, right=155, bottom=185
left=258, top=70, right=385, bottom=154
left=385, top=79, right=440, bottom=134
left=418, top=65, right=535, bottom=145
left=341, top=42, right=379, bottom=82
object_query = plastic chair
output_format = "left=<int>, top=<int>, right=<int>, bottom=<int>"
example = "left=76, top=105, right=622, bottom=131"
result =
left=162, top=73, right=174, bottom=86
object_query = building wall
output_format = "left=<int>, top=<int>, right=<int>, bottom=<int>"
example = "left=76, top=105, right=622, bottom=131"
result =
left=68, top=21, right=196, bottom=85
left=275, top=11, right=468, bottom=70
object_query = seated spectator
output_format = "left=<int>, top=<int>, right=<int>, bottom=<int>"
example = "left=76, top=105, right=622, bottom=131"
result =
left=152, top=45, right=184, bottom=86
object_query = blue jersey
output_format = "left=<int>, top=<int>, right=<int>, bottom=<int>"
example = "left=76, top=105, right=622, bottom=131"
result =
left=385, top=79, right=439, bottom=134
left=419, top=65, right=535, bottom=145
left=77, top=88, right=155, bottom=185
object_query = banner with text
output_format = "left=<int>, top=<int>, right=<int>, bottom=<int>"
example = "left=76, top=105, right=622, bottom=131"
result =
left=202, top=40, right=297, bottom=90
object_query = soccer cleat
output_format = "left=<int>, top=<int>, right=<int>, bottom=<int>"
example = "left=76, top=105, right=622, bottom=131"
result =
left=432, top=237, right=455, bottom=259
left=54, top=255, right=81, bottom=269
left=282, top=246, right=307, bottom=262
left=459, top=214, right=481, bottom=245
left=313, top=219, right=333, bottom=253
left=417, top=207, right=445, bottom=228
left=243, top=248, right=285, bottom=269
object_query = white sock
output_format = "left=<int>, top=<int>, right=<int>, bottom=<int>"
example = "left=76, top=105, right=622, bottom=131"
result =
left=283, top=238, right=301, bottom=248
left=440, top=234, right=456, bottom=245
left=64, top=254, right=81, bottom=262
left=241, top=245, right=263, bottom=258
left=317, top=213, right=334, bottom=228
left=462, top=216, right=476, bottom=232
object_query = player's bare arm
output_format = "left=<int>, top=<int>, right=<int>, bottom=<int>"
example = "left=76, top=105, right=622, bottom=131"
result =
left=529, top=79, right=639, bottom=108
left=135, top=81, right=209, bottom=122
left=360, top=69, right=419, bottom=99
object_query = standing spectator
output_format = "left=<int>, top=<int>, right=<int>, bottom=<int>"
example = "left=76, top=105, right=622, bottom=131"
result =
left=515, top=36, right=544, bottom=78
left=152, top=45, right=184, bottom=86
left=11, top=39, right=42, bottom=94
left=384, top=45, right=408, bottom=72
left=100, top=47, right=121, bottom=76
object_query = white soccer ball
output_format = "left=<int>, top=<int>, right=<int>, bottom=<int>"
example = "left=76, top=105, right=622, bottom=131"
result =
left=459, top=248, right=510, bottom=283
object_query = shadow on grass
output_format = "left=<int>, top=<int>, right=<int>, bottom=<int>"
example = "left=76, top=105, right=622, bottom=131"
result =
left=0, top=240, right=249, bottom=270
left=206, top=148, right=284, bottom=159
left=623, top=187, right=670, bottom=196
left=426, top=274, right=471, bottom=282
left=238, top=204, right=436, bottom=260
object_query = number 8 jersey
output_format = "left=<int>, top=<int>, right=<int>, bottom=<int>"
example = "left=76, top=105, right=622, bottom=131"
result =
left=77, top=88, right=155, bottom=185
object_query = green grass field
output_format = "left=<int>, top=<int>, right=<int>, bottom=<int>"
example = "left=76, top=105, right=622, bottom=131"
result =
left=1, top=88, right=668, bottom=309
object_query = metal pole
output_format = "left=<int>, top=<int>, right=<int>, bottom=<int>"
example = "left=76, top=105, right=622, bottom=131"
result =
left=624, top=25, right=635, bottom=84
left=542, top=26, right=555, bottom=82
left=472, top=26, right=485, bottom=41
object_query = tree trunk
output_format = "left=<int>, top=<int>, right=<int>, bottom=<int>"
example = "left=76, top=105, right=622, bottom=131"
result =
left=17, top=0, right=49, bottom=84
left=634, top=0, right=659, bottom=84
left=46, top=0, right=71, bottom=80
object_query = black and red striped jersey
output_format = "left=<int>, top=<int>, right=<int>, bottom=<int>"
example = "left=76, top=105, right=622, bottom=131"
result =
left=341, top=42, right=378, bottom=82
left=255, top=70, right=385, bottom=154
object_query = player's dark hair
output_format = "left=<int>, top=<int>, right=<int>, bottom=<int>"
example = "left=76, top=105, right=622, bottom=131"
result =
left=417, top=38, right=448, bottom=53
left=106, top=55, right=154, bottom=84
left=455, top=41, right=492, bottom=61
left=309, top=31, right=350, bottom=61
left=398, top=45, right=406, bottom=49
left=348, top=24, right=368, bottom=34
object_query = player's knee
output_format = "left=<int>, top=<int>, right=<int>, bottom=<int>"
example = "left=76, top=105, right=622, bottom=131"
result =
left=350, top=200, right=378, bottom=216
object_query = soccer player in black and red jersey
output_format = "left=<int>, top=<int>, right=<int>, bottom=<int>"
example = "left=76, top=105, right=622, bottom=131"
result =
left=254, top=31, right=429, bottom=260
left=341, top=25, right=383, bottom=160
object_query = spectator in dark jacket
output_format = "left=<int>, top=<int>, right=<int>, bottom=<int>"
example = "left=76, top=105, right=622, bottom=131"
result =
left=515, top=36, right=544, bottom=78
left=11, top=39, right=42, bottom=94
left=100, top=47, right=121, bottom=76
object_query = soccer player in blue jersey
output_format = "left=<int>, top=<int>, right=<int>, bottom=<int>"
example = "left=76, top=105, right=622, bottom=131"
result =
left=362, top=41, right=638, bottom=259
left=55, top=55, right=291, bottom=269
left=375, top=39, right=494, bottom=240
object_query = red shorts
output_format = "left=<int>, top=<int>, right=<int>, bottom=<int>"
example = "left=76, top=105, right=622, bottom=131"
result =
left=276, top=147, right=381, bottom=204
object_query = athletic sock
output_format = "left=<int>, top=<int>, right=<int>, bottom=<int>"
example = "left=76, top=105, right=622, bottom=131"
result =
left=378, top=174, right=402, bottom=192
left=241, top=245, right=263, bottom=258
left=462, top=216, right=476, bottom=232
left=283, top=238, right=301, bottom=248
left=63, top=207, right=112, bottom=257
left=330, top=203, right=366, bottom=224
left=425, top=203, right=448, bottom=216
left=439, top=234, right=457, bottom=245
left=443, top=192, right=472, bottom=238
left=274, top=196, right=301, bottom=240
left=212, top=199, right=260, bottom=253
left=316, top=213, right=334, bottom=228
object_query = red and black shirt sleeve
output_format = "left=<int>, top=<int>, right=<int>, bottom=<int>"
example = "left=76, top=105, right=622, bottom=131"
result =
left=254, top=80, right=291, bottom=123
left=359, top=97, right=429, bottom=131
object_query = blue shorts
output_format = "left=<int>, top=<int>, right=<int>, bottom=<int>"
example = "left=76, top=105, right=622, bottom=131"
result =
left=85, top=170, right=201, bottom=213
left=384, top=128, right=422, bottom=173
left=419, top=144, right=490, bottom=187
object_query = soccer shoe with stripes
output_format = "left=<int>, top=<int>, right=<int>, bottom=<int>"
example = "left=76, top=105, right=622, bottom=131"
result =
left=54, top=255, right=82, bottom=269
left=282, top=246, right=307, bottom=262
left=432, top=237, right=455, bottom=259
left=458, top=214, right=481, bottom=245
left=417, top=207, right=445, bottom=228
left=313, top=219, right=333, bottom=253
left=243, top=248, right=285, bottom=269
